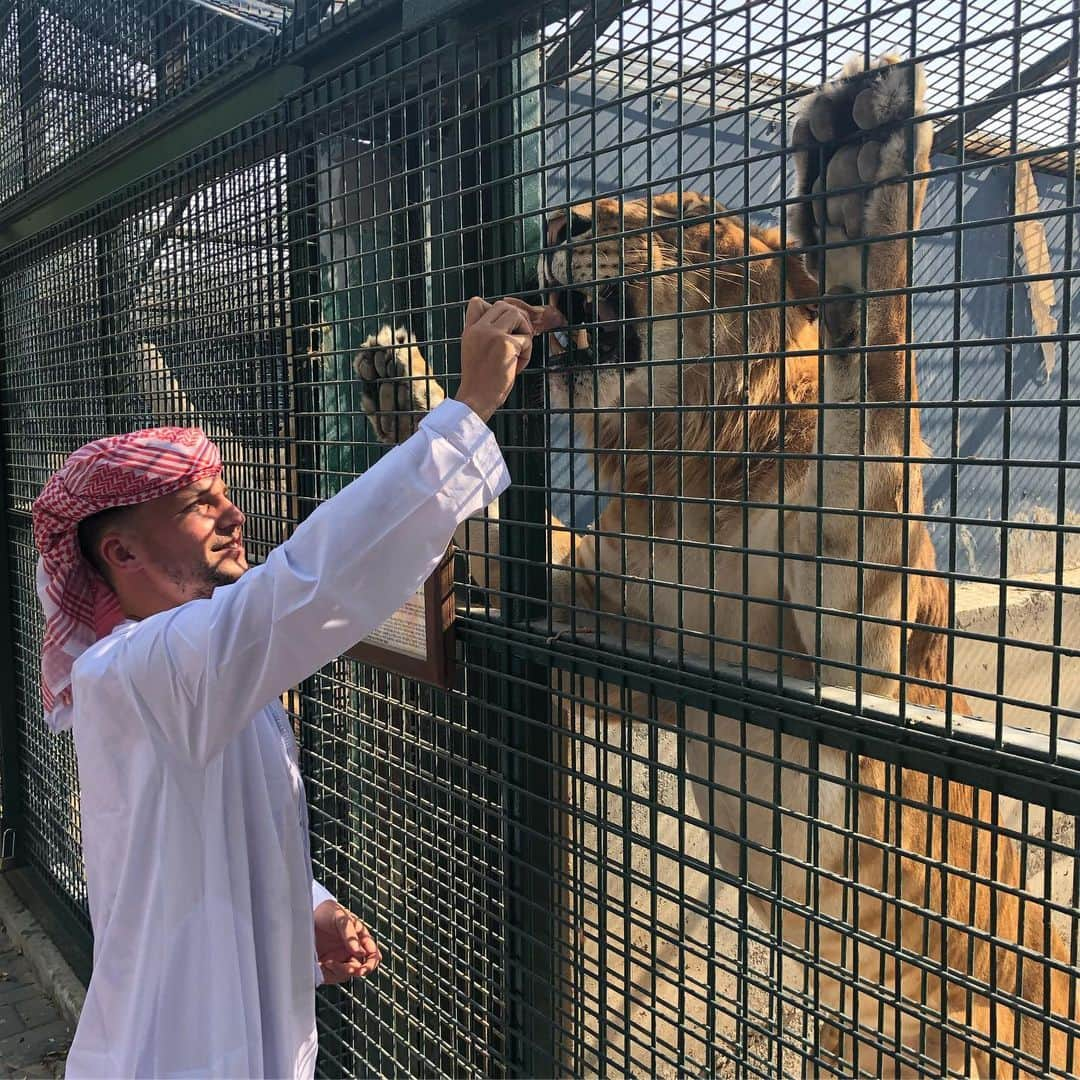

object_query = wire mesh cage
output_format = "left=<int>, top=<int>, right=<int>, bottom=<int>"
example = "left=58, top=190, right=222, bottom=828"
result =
left=0, top=0, right=1076, bottom=1077
left=0, top=2, right=284, bottom=198
left=0, top=0, right=400, bottom=209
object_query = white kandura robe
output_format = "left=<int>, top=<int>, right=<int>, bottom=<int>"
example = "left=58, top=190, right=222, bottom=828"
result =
left=55, top=400, right=509, bottom=1079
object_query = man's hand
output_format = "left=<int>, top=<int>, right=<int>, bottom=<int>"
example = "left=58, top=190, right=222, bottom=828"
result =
left=455, top=297, right=537, bottom=422
left=314, top=900, right=382, bottom=985
left=493, top=295, right=566, bottom=334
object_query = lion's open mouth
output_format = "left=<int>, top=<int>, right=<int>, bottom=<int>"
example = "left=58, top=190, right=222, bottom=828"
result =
left=546, top=283, right=639, bottom=369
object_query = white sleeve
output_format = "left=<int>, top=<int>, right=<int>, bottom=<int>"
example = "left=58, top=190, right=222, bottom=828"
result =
left=115, top=400, right=509, bottom=765
left=312, top=879, right=336, bottom=910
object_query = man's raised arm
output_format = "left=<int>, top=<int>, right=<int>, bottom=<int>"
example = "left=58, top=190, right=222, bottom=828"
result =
left=108, top=298, right=535, bottom=765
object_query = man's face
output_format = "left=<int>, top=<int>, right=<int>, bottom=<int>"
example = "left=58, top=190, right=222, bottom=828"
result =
left=123, top=475, right=248, bottom=607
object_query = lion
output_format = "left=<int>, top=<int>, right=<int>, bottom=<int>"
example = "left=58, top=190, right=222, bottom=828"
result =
left=354, top=57, right=1078, bottom=1077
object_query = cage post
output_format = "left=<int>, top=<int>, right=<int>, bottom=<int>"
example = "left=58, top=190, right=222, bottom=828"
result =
left=283, top=115, right=354, bottom=1069
left=15, top=0, right=39, bottom=190
left=0, top=308, right=22, bottom=867
left=94, top=218, right=127, bottom=432
left=473, top=19, right=561, bottom=1076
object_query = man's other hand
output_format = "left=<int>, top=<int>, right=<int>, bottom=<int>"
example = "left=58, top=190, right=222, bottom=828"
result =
left=314, top=900, right=383, bottom=985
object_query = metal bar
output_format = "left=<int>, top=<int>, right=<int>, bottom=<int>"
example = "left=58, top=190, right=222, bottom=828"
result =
left=94, top=221, right=122, bottom=431
left=284, top=122, right=344, bottom=1069
left=39, top=77, right=152, bottom=105
left=186, top=0, right=288, bottom=34
left=282, top=0, right=332, bottom=47
left=475, top=18, right=561, bottom=1075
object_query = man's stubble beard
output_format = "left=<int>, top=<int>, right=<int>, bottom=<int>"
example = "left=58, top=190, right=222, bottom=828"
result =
left=163, top=558, right=246, bottom=601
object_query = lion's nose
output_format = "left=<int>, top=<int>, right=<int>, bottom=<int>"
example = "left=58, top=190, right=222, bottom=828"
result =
left=546, top=213, right=566, bottom=246
left=546, top=210, right=592, bottom=247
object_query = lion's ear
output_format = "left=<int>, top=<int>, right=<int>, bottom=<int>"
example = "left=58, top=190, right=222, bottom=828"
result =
left=753, top=225, right=785, bottom=250
left=678, top=192, right=721, bottom=220
left=646, top=193, right=683, bottom=222
left=646, top=192, right=722, bottom=224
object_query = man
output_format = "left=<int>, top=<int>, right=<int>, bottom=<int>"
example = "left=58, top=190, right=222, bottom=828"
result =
left=32, top=297, right=539, bottom=1078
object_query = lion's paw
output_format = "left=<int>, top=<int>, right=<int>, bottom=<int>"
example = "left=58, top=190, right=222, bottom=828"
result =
left=354, top=326, right=445, bottom=445
left=790, top=55, right=931, bottom=294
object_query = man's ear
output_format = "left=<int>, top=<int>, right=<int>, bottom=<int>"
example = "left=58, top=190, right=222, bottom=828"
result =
left=99, top=533, right=142, bottom=576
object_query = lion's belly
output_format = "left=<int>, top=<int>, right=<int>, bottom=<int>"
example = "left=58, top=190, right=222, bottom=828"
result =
left=612, top=507, right=805, bottom=674
left=581, top=504, right=855, bottom=938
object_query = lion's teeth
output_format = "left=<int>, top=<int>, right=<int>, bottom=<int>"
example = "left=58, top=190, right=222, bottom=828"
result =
left=554, top=330, right=570, bottom=348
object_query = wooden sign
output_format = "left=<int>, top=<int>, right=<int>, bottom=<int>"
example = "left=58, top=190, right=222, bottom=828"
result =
left=344, top=546, right=456, bottom=689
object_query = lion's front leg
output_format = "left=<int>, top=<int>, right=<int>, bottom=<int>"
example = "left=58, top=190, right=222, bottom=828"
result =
left=787, top=56, right=933, bottom=694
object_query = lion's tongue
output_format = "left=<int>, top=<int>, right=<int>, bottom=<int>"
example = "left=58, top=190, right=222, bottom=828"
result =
left=594, top=295, right=617, bottom=322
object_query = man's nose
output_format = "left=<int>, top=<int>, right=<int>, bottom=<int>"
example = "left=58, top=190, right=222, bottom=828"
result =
left=220, top=500, right=245, bottom=531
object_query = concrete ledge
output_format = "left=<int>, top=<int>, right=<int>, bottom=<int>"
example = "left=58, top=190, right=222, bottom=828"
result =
left=0, top=875, right=85, bottom=1028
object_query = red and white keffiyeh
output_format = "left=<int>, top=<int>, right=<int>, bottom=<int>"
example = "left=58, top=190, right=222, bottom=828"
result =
left=31, top=427, right=221, bottom=730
